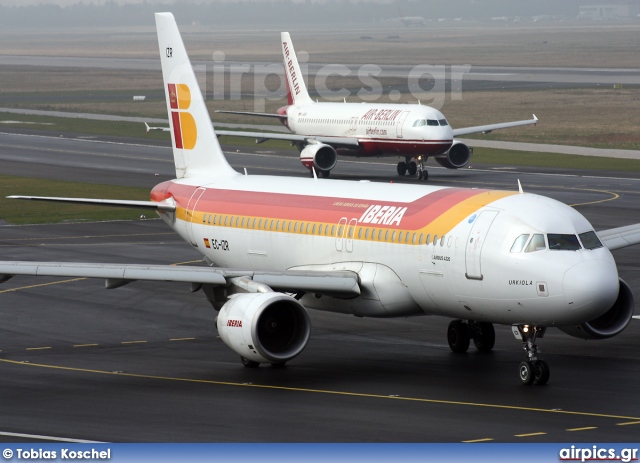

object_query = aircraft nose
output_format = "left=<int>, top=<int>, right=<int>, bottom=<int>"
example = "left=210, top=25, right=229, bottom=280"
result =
left=563, top=260, right=619, bottom=318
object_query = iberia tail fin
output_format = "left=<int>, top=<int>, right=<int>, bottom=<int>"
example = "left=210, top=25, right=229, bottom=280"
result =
left=155, top=12, right=237, bottom=179
left=281, top=32, right=313, bottom=106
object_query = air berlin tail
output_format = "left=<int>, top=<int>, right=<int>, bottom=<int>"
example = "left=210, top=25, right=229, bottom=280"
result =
left=281, top=32, right=313, bottom=106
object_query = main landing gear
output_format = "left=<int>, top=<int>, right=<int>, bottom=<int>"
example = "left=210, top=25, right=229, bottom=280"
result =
left=513, top=325, right=549, bottom=386
left=397, top=156, right=428, bottom=181
left=447, top=320, right=495, bottom=353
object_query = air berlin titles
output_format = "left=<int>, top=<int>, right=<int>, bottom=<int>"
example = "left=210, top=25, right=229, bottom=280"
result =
left=283, top=42, right=300, bottom=97
left=361, top=108, right=403, bottom=122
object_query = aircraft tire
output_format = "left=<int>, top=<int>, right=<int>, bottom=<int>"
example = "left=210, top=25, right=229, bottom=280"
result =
left=472, top=322, right=495, bottom=352
left=447, top=320, right=470, bottom=353
left=533, top=360, right=550, bottom=385
left=397, top=162, right=407, bottom=176
left=518, top=361, right=536, bottom=385
left=408, top=161, right=418, bottom=176
left=241, top=356, right=260, bottom=368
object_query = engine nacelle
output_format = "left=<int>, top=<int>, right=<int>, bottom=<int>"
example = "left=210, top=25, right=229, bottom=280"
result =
left=300, top=143, right=338, bottom=173
left=558, top=279, right=634, bottom=340
left=217, top=292, right=311, bottom=364
left=434, top=140, right=471, bottom=169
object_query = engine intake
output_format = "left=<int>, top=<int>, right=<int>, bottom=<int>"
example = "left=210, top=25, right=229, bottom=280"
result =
left=558, top=278, right=634, bottom=339
left=434, top=140, right=471, bottom=169
left=217, top=292, right=311, bottom=364
left=300, top=143, right=337, bottom=173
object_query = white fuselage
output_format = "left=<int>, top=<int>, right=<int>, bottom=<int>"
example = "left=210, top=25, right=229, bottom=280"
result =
left=284, top=103, right=453, bottom=156
left=152, top=173, right=619, bottom=327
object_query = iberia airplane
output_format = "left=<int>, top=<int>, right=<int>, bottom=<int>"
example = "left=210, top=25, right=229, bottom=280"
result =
left=2, top=13, right=638, bottom=385
left=211, top=31, right=538, bottom=180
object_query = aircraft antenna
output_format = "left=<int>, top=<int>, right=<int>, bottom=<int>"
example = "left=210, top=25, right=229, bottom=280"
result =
left=518, top=179, right=524, bottom=194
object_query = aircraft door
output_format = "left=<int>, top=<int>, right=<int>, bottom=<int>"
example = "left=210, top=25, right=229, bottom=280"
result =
left=186, top=187, right=206, bottom=247
left=396, top=111, right=410, bottom=138
left=464, top=210, right=499, bottom=280
left=345, top=218, right=357, bottom=252
left=335, top=217, right=347, bottom=251
left=349, top=117, right=358, bottom=134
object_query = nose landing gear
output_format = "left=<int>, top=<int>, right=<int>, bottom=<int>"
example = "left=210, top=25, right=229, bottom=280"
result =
left=513, top=325, right=549, bottom=385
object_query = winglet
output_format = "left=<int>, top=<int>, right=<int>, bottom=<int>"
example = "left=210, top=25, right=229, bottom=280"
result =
left=281, top=32, right=313, bottom=106
left=155, top=12, right=237, bottom=179
left=533, top=114, right=538, bottom=125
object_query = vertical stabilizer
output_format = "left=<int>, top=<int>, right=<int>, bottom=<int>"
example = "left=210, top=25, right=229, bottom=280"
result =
left=155, top=12, right=237, bottom=179
left=281, top=32, right=313, bottom=106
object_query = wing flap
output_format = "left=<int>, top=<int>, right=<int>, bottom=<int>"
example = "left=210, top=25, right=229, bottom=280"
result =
left=598, top=224, right=640, bottom=251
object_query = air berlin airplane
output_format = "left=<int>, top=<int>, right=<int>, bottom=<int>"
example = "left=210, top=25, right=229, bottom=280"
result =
left=3, top=13, right=638, bottom=385
left=214, top=32, right=538, bottom=180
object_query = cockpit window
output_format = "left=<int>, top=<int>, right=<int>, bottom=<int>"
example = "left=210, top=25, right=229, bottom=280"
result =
left=439, top=119, right=449, bottom=126
left=547, top=234, right=581, bottom=251
left=427, top=119, right=439, bottom=126
left=510, top=234, right=530, bottom=253
left=525, top=234, right=546, bottom=253
left=579, top=231, right=603, bottom=250
left=413, top=119, right=427, bottom=127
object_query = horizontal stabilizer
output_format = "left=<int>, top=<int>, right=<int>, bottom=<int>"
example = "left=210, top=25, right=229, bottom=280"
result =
left=7, top=196, right=176, bottom=211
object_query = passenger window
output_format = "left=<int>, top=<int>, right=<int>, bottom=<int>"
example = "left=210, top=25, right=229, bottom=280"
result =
left=426, top=234, right=431, bottom=245
left=433, top=234, right=438, bottom=245
left=510, top=234, right=530, bottom=253
left=392, top=231, right=396, bottom=242
left=525, top=234, right=546, bottom=253
left=412, top=233, right=417, bottom=244
left=419, top=233, right=423, bottom=244
left=579, top=231, right=603, bottom=250
left=384, top=230, right=389, bottom=241
left=365, top=229, right=369, bottom=239
left=440, top=236, right=445, bottom=246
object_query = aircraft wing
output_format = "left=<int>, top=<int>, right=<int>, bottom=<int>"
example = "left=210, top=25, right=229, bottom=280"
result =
left=0, top=261, right=361, bottom=297
left=598, top=224, right=640, bottom=251
left=144, top=123, right=360, bottom=149
left=215, top=110, right=286, bottom=119
left=452, top=115, right=538, bottom=137
left=7, top=196, right=176, bottom=211
left=215, top=130, right=361, bottom=148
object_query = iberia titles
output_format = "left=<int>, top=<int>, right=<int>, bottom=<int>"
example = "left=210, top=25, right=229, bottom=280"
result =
left=358, top=204, right=407, bottom=226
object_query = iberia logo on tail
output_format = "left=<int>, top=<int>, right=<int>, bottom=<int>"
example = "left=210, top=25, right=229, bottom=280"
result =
left=168, top=83, right=197, bottom=150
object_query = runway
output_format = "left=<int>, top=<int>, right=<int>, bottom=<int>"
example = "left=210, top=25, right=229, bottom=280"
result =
left=1, top=130, right=639, bottom=443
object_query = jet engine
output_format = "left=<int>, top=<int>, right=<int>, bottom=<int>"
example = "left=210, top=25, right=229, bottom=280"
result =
left=300, top=143, right=338, bottom=175
left=216, top=292, right=311, bottom=365
left=558, top=279, right=634, bottom=339
left=434, top=140, right=471, bottom=169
